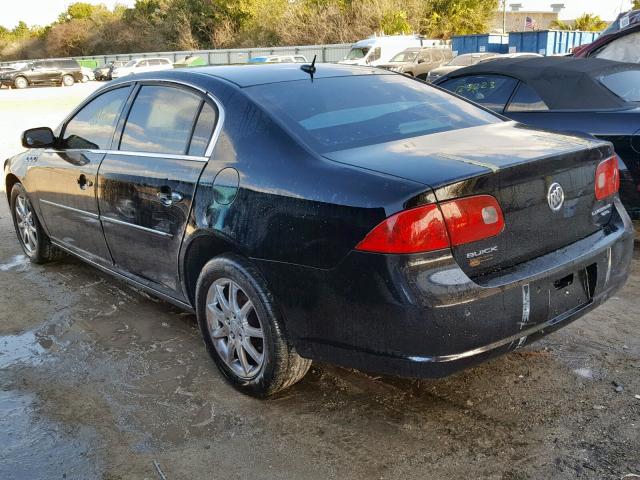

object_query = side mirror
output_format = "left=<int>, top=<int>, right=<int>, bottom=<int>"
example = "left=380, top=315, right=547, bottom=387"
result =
left=22, top=127, right=56, bottom=148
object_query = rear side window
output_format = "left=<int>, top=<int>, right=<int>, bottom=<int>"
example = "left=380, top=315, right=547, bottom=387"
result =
left=62, top=87, right=130, bottom=149
left=188, top=102, right=218, bottom=156
left=247, top=74, right=500, bottom=153
left=439, top=75, right=518, bottom=113
left=599, top=69, right=640, bottom=102
left=506, top=82, right=549, bottom=112
left=120, top=85, right=202, bottom=155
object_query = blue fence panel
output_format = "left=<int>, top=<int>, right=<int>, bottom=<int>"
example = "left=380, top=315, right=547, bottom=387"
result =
left=452, top=34, right=509, bottom=55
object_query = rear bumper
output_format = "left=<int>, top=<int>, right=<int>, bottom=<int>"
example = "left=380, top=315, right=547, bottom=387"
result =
left=256, top=197, right=634, bottom=378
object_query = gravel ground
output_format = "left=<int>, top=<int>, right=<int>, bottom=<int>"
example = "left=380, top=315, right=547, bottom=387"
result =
left=1, top=84, right=639, bottom=480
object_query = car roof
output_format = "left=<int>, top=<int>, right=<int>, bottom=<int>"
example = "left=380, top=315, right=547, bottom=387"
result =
left=440, top=56, right=640, bottom=109
left=187, top=63, right=391, bottom=87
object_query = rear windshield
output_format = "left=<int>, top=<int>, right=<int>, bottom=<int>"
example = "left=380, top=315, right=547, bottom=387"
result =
left=599, top=69, right=640, bottom=102
left=246, top=74, right=500, bottom=153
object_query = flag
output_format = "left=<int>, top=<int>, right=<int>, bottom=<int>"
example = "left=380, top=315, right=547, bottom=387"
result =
left=525, top=16, right=537, bottom=30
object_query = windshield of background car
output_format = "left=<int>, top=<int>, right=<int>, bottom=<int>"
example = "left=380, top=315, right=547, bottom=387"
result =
left=247, top=74, right=501, bottom=153
left=599, top=69, right=640, bottom=102
left=390, top=51, right=418, bottom=62
left=448, top=55, right=474, bottom=66
left=345, top=47, right=370, bottom=60
left=124, top=60, right=136, bottom=67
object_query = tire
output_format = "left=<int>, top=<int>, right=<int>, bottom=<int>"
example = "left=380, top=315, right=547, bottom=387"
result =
left=62, top=74, right=75, bottom=87
left=10, top=183, right=63, bottom=264
left=195, top=254, right=311, bottom=397
left=13, top=76, right=28, bottom=89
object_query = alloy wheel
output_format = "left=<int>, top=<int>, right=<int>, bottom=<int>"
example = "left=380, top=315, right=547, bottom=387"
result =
left=205, top=278, right=265, bottom=379
left=15, top=194, right=37, bottom=254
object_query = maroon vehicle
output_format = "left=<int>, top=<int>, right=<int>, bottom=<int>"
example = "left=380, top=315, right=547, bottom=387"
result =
left=573, top=10, right=640, bottom=62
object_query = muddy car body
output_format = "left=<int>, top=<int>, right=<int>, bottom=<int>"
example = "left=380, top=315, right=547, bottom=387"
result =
left=4, top=64, right=634, bottom=396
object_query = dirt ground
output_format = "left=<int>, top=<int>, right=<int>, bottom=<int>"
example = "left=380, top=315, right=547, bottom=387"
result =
left=1, top=84, right=639, bottom=480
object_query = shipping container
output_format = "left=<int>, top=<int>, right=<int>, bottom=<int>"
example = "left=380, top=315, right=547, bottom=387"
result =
left=508, top=30, right=600, bottom=56
left=451, top=34, right=509, bottom=55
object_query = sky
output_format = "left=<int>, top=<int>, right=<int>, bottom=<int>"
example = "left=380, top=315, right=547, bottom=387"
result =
left=0, top=0, right=635, bottom=29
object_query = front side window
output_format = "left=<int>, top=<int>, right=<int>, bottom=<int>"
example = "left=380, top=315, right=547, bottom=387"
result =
left=439, top=75, right=518, bottom=113
left=345, top=47, right=370, bottom=60
left=120, top=85, right=203, bottom=154
left=506, top=82, right=549, bottom=112
left=368, top=47, right=382, bottom=62
left=599, top=68, right=640, bottom=102
left=247, top=74, right=500, bottom=153
left=391, top=51, right=418, bottom=63
left=62, top=87, right=130, bottom=149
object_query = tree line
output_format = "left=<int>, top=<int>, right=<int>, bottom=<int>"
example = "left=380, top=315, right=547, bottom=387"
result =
left=0, top=0, right=499, bottom=61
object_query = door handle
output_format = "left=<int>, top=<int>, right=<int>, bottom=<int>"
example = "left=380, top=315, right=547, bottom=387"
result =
left=77, top=174, right=93, bottom=190
left=157, top=188, right=183, bottom=207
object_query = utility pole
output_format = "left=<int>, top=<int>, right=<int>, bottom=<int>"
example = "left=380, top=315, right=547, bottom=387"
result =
left=502, top=0, right=507, bottom=33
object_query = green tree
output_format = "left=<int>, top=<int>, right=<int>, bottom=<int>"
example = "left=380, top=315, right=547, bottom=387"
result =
left=573, top=13, right=608, bottom=31
left=633, top=0, right=640, bottom=10
left=422, top=0, right=499, bottom=38
left=550, top=19, right=571, bottom=30
left=380, top=10, right=412, bottom=35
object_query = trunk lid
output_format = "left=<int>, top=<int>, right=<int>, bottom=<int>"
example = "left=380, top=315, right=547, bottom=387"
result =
left=324, top=122, right=615, bottom=276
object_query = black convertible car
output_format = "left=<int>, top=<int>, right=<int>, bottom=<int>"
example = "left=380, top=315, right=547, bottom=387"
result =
left=433, top=57, right=640, bottom=219
left=4, top=64, right=633, bottom=396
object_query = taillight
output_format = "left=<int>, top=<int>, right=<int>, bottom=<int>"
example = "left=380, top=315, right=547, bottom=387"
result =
left=594, top=156, right=619, bottom=200
left=355, top=195, right=504, bottom=254
left=440, top=195, right=505, bottom=246
left=355, top=204, right=449, bottom=254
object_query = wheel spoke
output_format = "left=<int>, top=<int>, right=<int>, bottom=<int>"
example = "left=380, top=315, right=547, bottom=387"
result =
left=242, top=338, right=262, bottom=364
left=211, top=325, right=228, bottom=338
left=27, top=229, right=37, bottom=248
left=225, top=339, right=236, bottom=363
left=237, top=342, right=250, bottom=375
left=238, top=301, right=253, bottom=322
left=215, top=284, right=231, bottom=315
left=229, top=283, right=239, bottom=313
left=244, top=325, right=263, bottom=339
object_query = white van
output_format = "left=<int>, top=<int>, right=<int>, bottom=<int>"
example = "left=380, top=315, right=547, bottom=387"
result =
left=111, top=57, right=174, bottom=79
left=339, top=34, right=441, bottom=67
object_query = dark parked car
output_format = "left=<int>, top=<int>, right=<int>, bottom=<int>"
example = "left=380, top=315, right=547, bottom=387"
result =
left=433, top=57, right=640, bottom=219
left=573, top=9, right=640, bottom=61
left=94, top=61, right=128, bottom=81
left=0, top=59, right=82, bottom=89
left=4, top=64, right=633, bottom=397
left=573, top=22, right=640, bottom=64
left=377, top=47, right=453, bottom=79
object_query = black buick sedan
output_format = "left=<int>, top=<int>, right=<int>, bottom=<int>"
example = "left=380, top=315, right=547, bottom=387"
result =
left=4, top=64, right=634, bottom=397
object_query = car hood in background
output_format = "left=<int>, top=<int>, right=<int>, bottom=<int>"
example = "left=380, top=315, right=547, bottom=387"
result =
left=323, top=122, right=605, bottom=188
left=428, top=65, right=462, bottom=77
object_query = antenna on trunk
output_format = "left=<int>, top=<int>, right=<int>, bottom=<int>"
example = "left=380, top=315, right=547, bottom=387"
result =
left=300, top=55, right=317, bottom=81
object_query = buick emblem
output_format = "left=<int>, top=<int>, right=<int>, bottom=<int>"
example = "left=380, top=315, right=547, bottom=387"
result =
left=547, top=182, right=564, bottom=212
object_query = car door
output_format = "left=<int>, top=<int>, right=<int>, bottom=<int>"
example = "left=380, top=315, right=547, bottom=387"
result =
left=438, top=74, right=519, bottom=113
left=135, top=60, right=149, bottom=74
left=33, top=85, right=133, bottom=265
left=28, top=61, right=52, bottom=85
left=98, top=83, right=219, bottom=298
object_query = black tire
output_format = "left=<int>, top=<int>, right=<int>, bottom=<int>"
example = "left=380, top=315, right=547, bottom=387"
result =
left=62, top=74, right=75, bottom=87
left=10, top=183, right=63, bottom=264
left=195, top=254, right=311, bottom=397
left=14, top=76, right=28, bottom=89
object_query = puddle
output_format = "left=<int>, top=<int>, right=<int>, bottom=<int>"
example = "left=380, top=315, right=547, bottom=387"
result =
left=0, top=389, right=102, bottom=479
left=0, top=331, right=49, bottom=369
left=0, top=254, right=28, bottom=272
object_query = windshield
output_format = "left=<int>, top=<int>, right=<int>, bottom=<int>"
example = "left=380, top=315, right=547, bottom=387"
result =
left=390, top=51, right=418, bottom=63
left=345, top=47, right=370, bottom=60
left=599, top=70, right=640, bottom=102
left=123, top=60, right=137, bottom=67
left=448, top=55, right=476, bottom=66
left=247, top=74, right=499, bottom=153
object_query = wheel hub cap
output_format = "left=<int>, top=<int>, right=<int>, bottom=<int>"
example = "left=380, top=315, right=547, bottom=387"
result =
left=205, top=278, right=265, bottom=380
